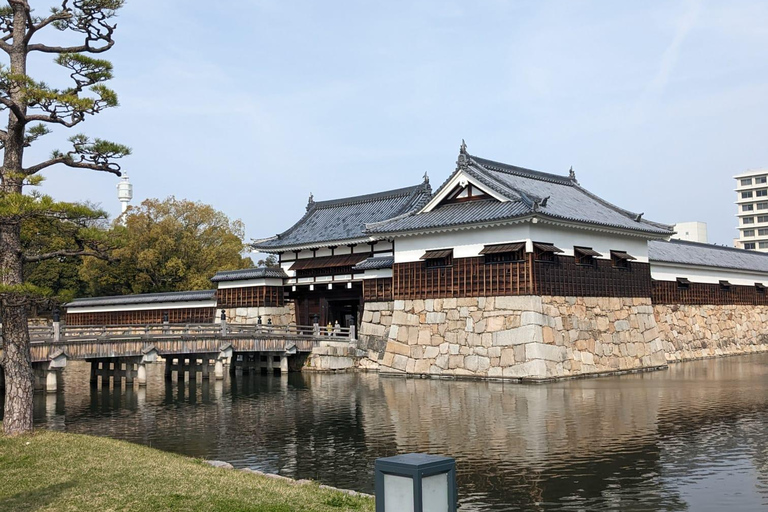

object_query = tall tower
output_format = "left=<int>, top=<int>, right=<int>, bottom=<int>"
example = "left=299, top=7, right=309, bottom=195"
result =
left=117, top=173, right=133, bottom=214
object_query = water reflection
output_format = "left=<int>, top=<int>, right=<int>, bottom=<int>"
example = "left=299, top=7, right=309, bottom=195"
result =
left=4, top=355, right=768, bottom=511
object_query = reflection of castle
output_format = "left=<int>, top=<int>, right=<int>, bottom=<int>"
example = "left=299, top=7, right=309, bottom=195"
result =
left=66, top=144, right=768, bottom=380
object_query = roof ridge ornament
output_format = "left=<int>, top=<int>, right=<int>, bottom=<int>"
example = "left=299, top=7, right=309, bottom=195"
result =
left=456, top=139, right=469, bottom=170
left=568, top=166, right=577, bottom=183
left=306, top=192, right=314, bottom=211
left=635, top=212, right=644, bottom=222
left=423, top=171, right=429, bottom=185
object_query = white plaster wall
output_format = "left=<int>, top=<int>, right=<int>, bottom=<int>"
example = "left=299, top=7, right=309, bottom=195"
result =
left=394, top=222, right=650, bottom=263
left=216, top=278, right=284, bottom=289
left=651, top=261, right=768, bottom=286
left=66, top=300, right=217, bottom=314
left=362, top=269, right=393, bottom=279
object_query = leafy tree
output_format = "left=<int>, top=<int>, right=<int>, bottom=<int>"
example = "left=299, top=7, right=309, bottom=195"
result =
left=0, top=1, right=130, bottom=436
left=22, top=202, right=113, bottom=303
left=256, top=254, right=278, bottom=268
left=80, top=197, right=253, bottom=296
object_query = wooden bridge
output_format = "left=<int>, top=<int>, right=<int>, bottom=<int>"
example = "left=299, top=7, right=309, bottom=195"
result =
left=1, top=322, right=356, bottom=392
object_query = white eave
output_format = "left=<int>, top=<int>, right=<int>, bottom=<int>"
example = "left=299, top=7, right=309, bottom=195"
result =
left=370, top=214, right=672, bottom=240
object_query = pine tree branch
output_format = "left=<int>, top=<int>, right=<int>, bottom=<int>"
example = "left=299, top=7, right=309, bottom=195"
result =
left=29, top=4, right=71, bottom=36
left=0, top=96, right=25, bottom=121
left=28, top=40, right=115, bottom=54
left=21, top=155, right=66, bottom=175
left=25, top=114, right=79, bottom=127
left=23, top=248, right=111, bottom=263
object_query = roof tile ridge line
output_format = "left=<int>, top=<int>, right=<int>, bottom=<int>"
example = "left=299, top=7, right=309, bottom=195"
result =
left=647, top=257, right=768, bottom=273
left=400, top=181, right=432, bottom=213
left=73, top=289, right=217, bottom=299
left=658, top=238, right=768, bottom=256
left=312, top=184, right=424, bottom=209
left=363, top=180, right=442, bottom=231
left=67, top=289, right=217, bottom=302
left=534, top=211, right=672, bottom=234
left=467, top=158, right=530, bottom=205
left=470, top=154, right=573, bottom=184
left=367, top=198, right=526, bottom=232
left=570, top=181, right=674, bottom=231
left=394, top=182, right=429, bottom=216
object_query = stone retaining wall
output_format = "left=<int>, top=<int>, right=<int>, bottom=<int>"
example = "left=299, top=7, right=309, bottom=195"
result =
left=359, top=296, right=666, bottom=380
left=654, top=304, right=768, bottom=362
left=221, top=303, right=295, bottom=326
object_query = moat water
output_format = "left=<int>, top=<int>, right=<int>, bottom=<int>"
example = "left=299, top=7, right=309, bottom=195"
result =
left=3, top=354, right=768, bottom=511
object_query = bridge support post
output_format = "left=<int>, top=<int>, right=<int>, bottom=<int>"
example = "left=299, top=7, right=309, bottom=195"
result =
left=46, top=370, right=57, bottom=393
left=137, top=363, right=147, bottom=386
left=266, top=354, right=274, bottom=374
left=124, top=361, right=135, bottom=386
left=280, top=356, right=288, bottom=374
left=214, top=360, right=224, bottom=380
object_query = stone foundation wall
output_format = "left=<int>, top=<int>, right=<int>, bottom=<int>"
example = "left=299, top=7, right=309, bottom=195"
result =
left=360, top=296, right=666, bottom=380
left=654, top=304, right=768, bottom=362
left=221, top=302, right=295, bottom=326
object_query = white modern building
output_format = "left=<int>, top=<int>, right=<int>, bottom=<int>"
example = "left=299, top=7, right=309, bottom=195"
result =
left=734, top=169, right=768, bottom=252
left=672, top=222, right=708, bottom=243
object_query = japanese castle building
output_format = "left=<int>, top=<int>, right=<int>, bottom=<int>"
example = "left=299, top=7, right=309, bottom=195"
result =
left=66, top=143, right=768, bottom=380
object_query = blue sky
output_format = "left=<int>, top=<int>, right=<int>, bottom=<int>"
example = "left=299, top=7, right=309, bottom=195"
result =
left=26, top=0, right=768, bottom=247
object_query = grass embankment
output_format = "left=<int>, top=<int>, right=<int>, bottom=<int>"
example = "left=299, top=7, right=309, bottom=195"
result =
left=0, top=431, right=374, bottom=512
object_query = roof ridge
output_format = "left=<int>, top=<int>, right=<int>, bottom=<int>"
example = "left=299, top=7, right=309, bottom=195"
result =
left=68, top=289, right=216, bottom=302
left=313, top=183, right=426, bottom=209
left=470, top=155, right=575, bottom=185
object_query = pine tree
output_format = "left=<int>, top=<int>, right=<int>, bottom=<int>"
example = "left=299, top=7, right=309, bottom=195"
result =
left=0, top=0, right=129, bottom=435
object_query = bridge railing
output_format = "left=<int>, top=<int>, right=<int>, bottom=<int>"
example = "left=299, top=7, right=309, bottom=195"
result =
left=23, top=322, right=355, bottom=343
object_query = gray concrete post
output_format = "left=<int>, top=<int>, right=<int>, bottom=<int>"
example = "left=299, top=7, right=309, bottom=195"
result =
left=53, top=321, right=61, bottom=343
left=214, top=359, right=224, bottom=380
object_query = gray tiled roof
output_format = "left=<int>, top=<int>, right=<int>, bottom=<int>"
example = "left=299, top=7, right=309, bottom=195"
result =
left=367, top=200, right=530, bottom=233
left=368, top=153, right=673, bottom=236
left=65, top=290, right=217, bottom=308
left=352, top=256, right=394, bottom=271
left=211, top=267, right=288, bottom=282
left=649, top=239, right=768, bottom=273
left=252, top=182, right=432, bottom=251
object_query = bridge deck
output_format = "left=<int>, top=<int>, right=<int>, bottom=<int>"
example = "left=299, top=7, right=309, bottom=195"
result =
left=3, top=323, right=354, bottom=363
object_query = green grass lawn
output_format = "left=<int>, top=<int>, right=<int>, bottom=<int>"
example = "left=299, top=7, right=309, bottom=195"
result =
left=0, top=431, right=374, bottom=512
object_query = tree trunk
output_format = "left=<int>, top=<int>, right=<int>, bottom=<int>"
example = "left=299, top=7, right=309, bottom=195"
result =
left=1, top=298, right=33, bottom=436
left=1, top=2, right=32, bottom=436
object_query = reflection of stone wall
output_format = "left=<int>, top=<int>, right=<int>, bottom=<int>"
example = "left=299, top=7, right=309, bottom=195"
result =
left=654, top=304, right=768, bottom=362
left=222, top=302, right=295, bottom=326
left=361, top=296, right=666, bottom=380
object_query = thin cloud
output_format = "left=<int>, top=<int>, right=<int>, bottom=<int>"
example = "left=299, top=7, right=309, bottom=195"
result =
left=647, top=0, right=701, bottom=95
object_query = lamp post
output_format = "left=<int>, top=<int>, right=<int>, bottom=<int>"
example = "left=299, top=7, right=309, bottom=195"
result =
left=374, top=453, right=457, bottom=512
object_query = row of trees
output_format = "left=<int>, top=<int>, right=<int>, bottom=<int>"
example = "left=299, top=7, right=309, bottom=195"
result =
left=25, top=196, right=257, bottom=302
